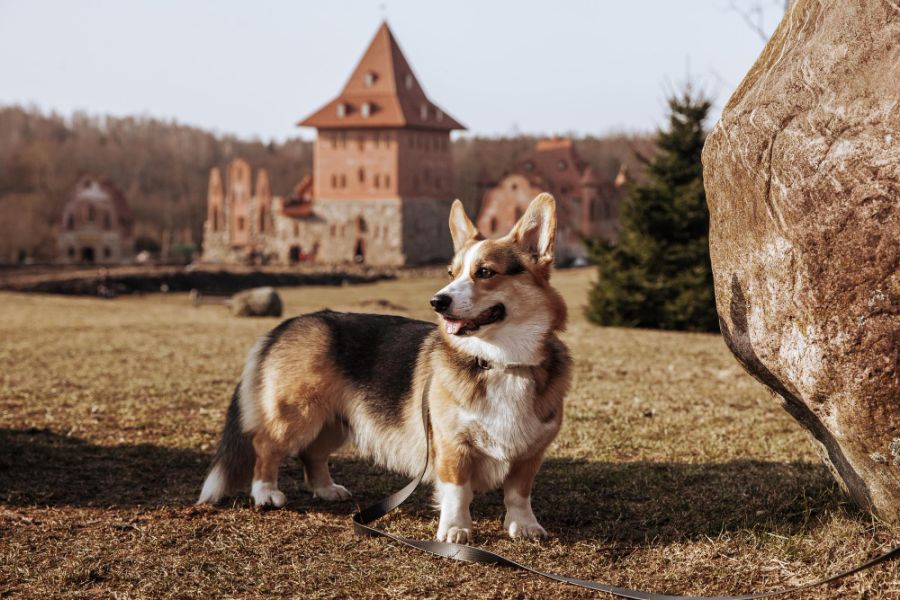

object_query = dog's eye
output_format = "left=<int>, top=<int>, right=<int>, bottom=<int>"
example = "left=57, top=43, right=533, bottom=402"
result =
left=447, top=268, right=454, bottom=279
left=475, top=267, right=495, bottom=279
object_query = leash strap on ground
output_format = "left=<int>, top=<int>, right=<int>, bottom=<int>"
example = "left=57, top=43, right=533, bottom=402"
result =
left=351, top=376, right=900, bottom=599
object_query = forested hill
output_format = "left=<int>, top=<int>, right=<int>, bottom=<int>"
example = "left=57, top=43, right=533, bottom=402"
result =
left=0, top=105, right=651, bottom=262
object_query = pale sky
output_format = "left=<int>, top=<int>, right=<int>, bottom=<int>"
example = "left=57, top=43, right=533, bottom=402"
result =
left=0, top=0, right=784, bottom=141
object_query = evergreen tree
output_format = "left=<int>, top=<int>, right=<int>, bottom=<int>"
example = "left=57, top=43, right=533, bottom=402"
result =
left=586, top=88, right=718, bottom=332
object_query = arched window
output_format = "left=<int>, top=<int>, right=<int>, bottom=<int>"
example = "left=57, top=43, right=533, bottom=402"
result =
left=66, top=214, right=75, bottom=230
left=102, top=211, right=111, bottom=230
left=87, top=205, right=95, bottom=222
left=356, top=215, right=367, bottom=233
left=358, top=168, right=365, bottom=183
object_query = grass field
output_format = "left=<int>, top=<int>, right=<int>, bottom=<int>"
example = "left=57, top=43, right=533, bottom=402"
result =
left=1, top=268, right=897, bottom=598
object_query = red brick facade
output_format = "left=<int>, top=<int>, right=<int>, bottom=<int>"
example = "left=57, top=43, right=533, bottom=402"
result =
left=476, top=139, right=624, bottom=264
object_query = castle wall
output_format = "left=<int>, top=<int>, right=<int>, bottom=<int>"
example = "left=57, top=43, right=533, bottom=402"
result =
left=396, top=130, right=452, bottom=199
left=315, top=130, right=399, bottom=200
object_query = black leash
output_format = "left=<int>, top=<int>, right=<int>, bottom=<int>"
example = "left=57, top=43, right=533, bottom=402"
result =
left=351, top=376, right=900, bottom=599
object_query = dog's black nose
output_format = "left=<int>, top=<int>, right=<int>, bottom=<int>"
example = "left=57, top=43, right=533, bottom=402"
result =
left=430, top=294, right=452, bottom=312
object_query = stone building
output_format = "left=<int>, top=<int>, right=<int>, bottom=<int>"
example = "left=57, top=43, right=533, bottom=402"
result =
left=202, top=22, right=465, bottom=266
left=58, top=175, right=134, bottom=264
left=476, top=139, right=626, bottom=264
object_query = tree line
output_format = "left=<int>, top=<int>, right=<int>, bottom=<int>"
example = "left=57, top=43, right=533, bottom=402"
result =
left=0, top=105, right=651, bottom=264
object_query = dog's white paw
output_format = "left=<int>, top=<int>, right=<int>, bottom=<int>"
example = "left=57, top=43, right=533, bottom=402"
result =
left=313, top=483, right=352, bottom=501
left=505, top=516, right=547, bottom=539
left=251, top=481, right=286, bottom=508
left=437, top=525, right=472, bottom=544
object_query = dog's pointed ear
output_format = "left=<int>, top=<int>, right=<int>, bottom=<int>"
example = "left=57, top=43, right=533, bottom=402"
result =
left=449, top=199, right=477, bottom=253
left=510, top=193, right=557, bottom=266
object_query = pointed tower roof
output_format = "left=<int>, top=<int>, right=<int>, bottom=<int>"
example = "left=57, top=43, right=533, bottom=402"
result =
left=298, top=22, right=464, bottom=131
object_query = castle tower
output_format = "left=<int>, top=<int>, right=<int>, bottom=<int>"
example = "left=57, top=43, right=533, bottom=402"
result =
left=226, top=158, right=253, bottom=248
left=254, top=168, right=271, bottom=235
left=298, top=22, right=465, bottom=266
left=206, top=168, right=224, bottom=234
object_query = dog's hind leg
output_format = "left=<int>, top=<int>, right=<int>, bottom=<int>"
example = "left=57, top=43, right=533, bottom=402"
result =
left=300, top=419, right=352, bottom=501
left=250, top=429, right=291, bottom=508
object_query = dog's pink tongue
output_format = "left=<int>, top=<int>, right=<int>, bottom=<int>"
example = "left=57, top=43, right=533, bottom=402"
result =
left=445, top=319, right=464, bottom=335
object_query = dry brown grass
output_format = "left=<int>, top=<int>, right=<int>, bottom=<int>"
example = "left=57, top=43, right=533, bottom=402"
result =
left=1, top=268, right=897, bottom=598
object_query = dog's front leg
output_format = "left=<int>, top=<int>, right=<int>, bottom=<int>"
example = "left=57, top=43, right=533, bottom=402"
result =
left=503, top=452, right=548, bottom=539
left=434, top=443, right=474, bottom=544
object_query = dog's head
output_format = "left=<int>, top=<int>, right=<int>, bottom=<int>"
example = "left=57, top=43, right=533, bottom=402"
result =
left=431, top=193, right=567, bottom=366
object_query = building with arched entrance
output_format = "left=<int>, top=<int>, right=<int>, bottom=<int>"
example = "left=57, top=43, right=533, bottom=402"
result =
left=57, top=176, right=134, bottom=265
left=476, top=139, right=627, bottom=265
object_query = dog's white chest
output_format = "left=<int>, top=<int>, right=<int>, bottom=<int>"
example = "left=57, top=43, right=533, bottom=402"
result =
left=458, top=369, right=554, bottom=462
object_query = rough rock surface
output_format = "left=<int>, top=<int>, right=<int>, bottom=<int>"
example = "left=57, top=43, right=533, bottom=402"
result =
left=703, top=0, right=899, bottom=520
left=228, top=287, right=283, bottom=317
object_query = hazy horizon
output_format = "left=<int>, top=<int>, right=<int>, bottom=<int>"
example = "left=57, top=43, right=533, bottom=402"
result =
left=0, top=0, right=784, bottom=142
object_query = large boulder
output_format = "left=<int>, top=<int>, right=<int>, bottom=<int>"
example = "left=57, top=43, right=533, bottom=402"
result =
left=703, top=1, right=899, bottom=520
left=227, top=287, right=283, bottom=318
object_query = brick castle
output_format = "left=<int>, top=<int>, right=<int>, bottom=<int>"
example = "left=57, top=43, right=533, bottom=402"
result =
left=476, top=139, right=626, bottom=264
left=202, top=22, right=464, bottom=267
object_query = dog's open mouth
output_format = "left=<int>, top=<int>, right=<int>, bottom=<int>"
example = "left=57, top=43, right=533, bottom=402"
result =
left=443, top=304, right=506, bottom=336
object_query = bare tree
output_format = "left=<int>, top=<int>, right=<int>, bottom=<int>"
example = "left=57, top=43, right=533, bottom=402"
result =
left=728, top=0, right=790, bottom=43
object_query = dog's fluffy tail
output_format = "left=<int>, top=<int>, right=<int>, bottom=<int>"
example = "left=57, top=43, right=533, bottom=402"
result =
left=197, top=383, right=255, bottom=504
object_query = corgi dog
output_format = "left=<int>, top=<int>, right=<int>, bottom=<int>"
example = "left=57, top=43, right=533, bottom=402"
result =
left=198, top=193, right=571, bottom=542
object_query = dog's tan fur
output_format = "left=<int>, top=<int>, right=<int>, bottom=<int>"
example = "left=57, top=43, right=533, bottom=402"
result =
left=199, top=193, right=571, bottom=541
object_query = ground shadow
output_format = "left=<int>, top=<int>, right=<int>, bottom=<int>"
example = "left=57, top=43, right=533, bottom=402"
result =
left=0, top=427, right=851, bottom=544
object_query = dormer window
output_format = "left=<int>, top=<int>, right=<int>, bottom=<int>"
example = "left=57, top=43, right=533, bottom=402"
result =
left=420, top=103, right=429, bottom=120
left=405, top=74, right=413, bottom=90
left=336, top=103, right=347, bottom=118
left=360, top=102, right=371, bottom=118
left=363, top=71, right=377, bottom=87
